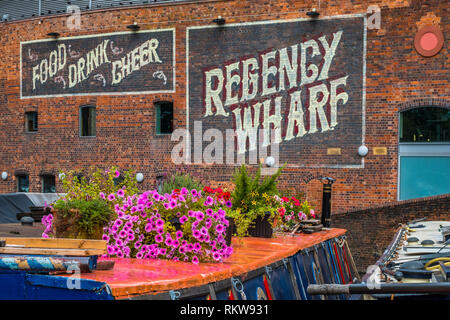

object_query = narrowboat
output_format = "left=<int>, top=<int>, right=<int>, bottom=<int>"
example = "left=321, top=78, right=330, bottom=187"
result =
left=0, top=228, right=359, bottom=300
left=308, top=220, right=450, bottom=300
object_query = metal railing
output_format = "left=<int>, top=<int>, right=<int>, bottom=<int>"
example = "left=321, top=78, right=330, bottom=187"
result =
left=0, top=0, right=192, bottom=22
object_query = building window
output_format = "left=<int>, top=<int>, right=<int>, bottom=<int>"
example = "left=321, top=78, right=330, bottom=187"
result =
left=399, top=107, right=449, bottom=142
left=155, top=101, right=173, bottom=135
left=80, top=106, right=96, bottom=137
left=398, top=106, right=450, bottom=200
left=42, top=175, right=56, bottom=193
left=17, top=175, right=29, bottom=192
left=25, top=111, right=38, bottom=132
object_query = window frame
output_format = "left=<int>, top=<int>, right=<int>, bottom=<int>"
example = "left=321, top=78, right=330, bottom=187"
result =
left=399, top=106, right=450, bottom=144
left=79, top=105, right=96, bottom=138
left=16, top=174, right=29, bottom=193
left=155, top=101, right=174, bottom=135
left=397, top=106, right=450, bottom=200
left=25, top=111, right=38, bottom=133
left=41, top=174, right=56, bottom=193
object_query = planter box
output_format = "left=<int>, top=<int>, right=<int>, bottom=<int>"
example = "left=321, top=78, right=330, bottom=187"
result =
left=248, top=212, right=273, bottom=238
left=225, top=218, right=235, bottom=246
left=52, top=209, right=104, bottom=240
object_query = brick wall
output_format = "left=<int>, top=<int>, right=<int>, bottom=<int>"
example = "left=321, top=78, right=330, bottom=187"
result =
left=0, top=0, right=448, bottom=214
left=332, top=193, right=450, bottom=274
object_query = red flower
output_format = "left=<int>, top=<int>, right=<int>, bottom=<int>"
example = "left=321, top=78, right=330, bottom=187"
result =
left=223, top=192, right=231, bottom=200
left=281, top=197, right=289, bottom=202
left=214, top=188, right=223, bottom=193
left=174, top=189, right=180, bottom=194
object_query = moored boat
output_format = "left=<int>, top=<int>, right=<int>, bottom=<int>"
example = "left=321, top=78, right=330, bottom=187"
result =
left=0, top=228, right=358, bottom=300
left=308, top=220, right=450, bottom=300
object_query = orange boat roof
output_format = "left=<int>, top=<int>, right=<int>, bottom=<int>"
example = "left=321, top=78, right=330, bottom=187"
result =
left=65, top=228, right=346, bottom=299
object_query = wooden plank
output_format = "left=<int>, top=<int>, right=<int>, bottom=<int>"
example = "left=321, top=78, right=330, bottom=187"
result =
left=0, top=247, right=105, bottom=256
left=0, top=237, right=106, bottom=250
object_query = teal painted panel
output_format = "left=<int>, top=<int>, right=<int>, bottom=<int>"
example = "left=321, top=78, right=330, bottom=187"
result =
left=400, top=156, right=450, bottom=200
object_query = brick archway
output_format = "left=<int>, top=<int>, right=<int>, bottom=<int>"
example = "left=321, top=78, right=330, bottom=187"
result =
left=396, top=98, right=449, bottom=113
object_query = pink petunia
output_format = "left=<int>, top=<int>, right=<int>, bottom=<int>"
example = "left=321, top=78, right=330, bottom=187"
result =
left=215, top=224, right=225, bottom=234
left=155, top=234, right=163, bottom=243
left=179, top=215, right=188, bottom=224
left=117, top=189, right=125, bottom=198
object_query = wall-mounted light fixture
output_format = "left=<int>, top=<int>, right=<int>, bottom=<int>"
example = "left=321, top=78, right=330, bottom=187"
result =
left=265, top=156, right=275, bottom=168
left=306, top=8, right=320, bottom=18
left=1, top=172, right=8, bottom=180
left=47, top=32, right=60, bottom=38
left=358, top=145, right=369, bottom=157
left=212, top=16, right=226, bottom=25
left=127, top=22, right=140, bottom=31
left=136, top=172, right=144, bottom=183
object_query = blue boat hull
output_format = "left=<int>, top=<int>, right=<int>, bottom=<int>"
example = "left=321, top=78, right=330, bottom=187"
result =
left=0, top=236, right=355, bottom=300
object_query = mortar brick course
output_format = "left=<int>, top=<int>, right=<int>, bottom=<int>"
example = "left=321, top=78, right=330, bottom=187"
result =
left=0, top=0, right=448, bottom=217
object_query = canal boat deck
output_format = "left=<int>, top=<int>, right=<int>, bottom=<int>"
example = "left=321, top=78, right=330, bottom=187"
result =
left=57, top=228, right=346, bottom=299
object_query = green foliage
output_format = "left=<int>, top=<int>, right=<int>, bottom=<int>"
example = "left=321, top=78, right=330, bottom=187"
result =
left=53, top=166, right=139, bottom=239
left=59, top=166, right=139, bottom=210
left=52, top=198, right=111, bottom=239
left=161, top=172, right=203, bottom=195
left=227, top=164, right=285, bottom=237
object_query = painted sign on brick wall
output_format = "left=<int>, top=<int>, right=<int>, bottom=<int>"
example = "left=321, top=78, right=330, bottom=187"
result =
left=187, top=16, right=366, bottom=168
left=21, top=29, right=175, bottom=98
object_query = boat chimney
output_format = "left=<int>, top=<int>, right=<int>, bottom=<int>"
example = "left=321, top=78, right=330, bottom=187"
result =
left=320, top=177, right=335, bottom=228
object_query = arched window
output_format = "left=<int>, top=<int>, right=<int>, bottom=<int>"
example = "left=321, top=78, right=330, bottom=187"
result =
left=398, top=106, right=450, bottom=200
left=400, top=107, right=449, bottom=142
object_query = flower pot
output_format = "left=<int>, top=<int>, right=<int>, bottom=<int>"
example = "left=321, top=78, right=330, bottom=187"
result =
left=52, top=209, right=104, bottom=240
left=249, top=212, right=273, bottom=238
left=225, top=218, right=235, bottom=246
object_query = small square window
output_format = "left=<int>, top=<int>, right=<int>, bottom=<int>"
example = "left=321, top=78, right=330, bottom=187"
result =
left=17, top=175, right=29, bottom=192
left=80, top=106, right=96, bottom=137
left=25, top=111, right=38, bottom=132
left=155, top=102, right=173, bottom=135
left=42, top=175, right=56, bottom=193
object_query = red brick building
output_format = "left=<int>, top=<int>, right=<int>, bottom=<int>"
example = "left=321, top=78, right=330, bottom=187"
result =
left=0, top=0, right=448, bottom=215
